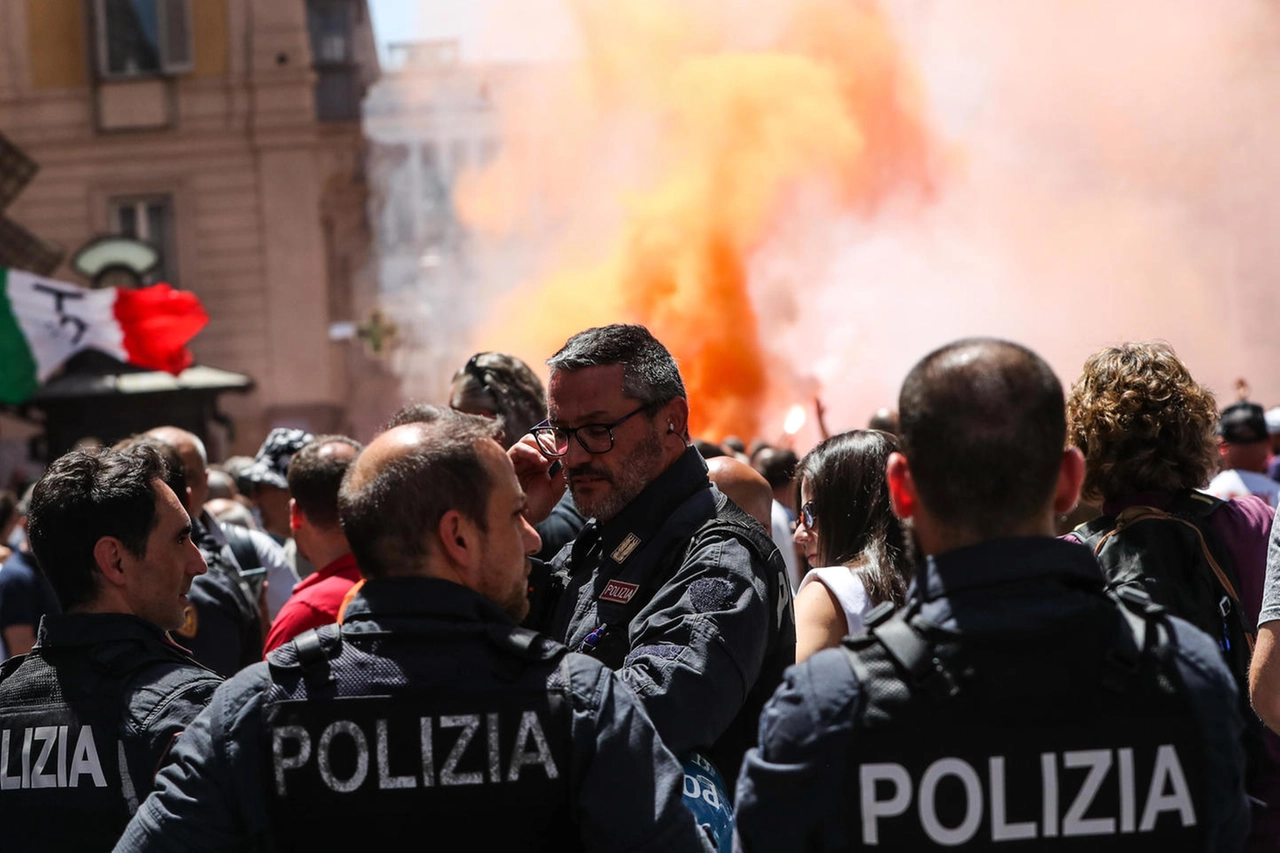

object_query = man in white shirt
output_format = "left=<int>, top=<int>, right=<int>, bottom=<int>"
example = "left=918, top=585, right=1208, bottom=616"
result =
left=1207, top=401, right=1280, bottom=507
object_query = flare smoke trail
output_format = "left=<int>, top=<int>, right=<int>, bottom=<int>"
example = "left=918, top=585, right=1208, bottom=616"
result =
left=450, top=0, right=1280, bottom=445
left=458, top=0, right=935, bottom=441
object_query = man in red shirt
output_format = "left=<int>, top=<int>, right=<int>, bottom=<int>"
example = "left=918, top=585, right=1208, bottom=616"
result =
left=263, top=436, right=363, bottom=653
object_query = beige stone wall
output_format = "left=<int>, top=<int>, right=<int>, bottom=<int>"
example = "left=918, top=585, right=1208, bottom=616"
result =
left=0, top=0, right=381, bottom=455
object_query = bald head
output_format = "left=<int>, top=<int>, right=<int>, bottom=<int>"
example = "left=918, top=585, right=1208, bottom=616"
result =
left=707, top=456, right=774, bottom=529
left=339, top=414, right=502, bottom=579
left=145, top=426, right=208, bottom=512
left=868, top=408, right=899, bottom=435
left=898, top=338, right=1066, bottom=538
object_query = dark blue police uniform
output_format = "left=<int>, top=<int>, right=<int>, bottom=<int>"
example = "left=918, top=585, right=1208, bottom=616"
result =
left=116, top=578, right=711, bottom=852
left=0, top=613, right=221, bottom=852
left=734, top=537, right=1250, bottom=852
left=530, top=447, right=795, bottom=789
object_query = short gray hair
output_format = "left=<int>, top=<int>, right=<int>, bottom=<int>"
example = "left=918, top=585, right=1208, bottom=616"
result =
left=547, top=324, right=685, bottom=405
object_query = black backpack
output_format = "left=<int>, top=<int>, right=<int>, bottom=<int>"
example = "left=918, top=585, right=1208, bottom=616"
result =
left=222, top=521, right=266, bottom=601
left=1071, top=491, right=1254, bottom=686
left=1073, top=492, right=1262, bottom=785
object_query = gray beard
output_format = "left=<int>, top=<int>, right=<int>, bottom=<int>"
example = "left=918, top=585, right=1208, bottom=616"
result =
left=571, top=430, right=665, bottom=523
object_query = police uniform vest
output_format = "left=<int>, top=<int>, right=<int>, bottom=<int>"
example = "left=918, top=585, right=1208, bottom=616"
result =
left=840, top=585, right=1208, bottom=851
left=262, top=622, right=577, bottom=851
left=552, top=485, right=795, bottom=785
left=0, top=635, right=199, bottom=851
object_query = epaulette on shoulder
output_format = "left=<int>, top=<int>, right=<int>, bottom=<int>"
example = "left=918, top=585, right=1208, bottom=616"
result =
left=698, top=497, right=778, bottom=564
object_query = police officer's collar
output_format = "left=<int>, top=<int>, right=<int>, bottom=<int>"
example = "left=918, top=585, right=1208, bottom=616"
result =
left=36, top=612, right=181, bottom=651
left=910, top=536, right=1105, bottom=603
left=341, top=576, right=519, bottom=627
left=587, top=445, right=710, bottom=563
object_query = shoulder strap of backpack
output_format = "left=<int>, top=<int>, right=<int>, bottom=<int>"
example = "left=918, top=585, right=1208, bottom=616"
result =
left=1071, top=513, right=1118, bottom=550
left=1101, top=585, right=1166, bottom=690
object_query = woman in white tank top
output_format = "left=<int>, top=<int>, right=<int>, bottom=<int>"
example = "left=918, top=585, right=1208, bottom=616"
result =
left=792, top=430, right=914, bottom=663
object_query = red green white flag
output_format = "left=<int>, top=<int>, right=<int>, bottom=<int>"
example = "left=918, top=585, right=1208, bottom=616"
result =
left=0, top=267, right=208, bottom=404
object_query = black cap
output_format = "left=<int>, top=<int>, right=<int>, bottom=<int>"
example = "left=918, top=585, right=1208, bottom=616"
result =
left=1217, top=401, right=1268, bottom=444
left=242, top=428, right=315, bottom=489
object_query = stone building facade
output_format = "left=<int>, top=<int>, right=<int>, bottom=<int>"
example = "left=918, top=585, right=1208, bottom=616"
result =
left=0, top=0, right=394, bottom=456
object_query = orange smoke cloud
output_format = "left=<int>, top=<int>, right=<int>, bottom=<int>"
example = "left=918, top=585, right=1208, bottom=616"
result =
left=459, top=0, right=936, bottom=439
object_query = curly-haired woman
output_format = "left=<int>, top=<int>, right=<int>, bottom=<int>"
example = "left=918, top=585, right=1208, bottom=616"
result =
left=1067, top=341, right=1279, bottom=849
left=1065, top=342, right=1270, bottom=616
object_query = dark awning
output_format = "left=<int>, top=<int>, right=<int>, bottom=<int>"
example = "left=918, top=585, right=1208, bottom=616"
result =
left=29, top=363, right=254, bottom=401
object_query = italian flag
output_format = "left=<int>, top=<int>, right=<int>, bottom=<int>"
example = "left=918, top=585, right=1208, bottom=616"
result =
left=0, top=267, right=208, bottom=404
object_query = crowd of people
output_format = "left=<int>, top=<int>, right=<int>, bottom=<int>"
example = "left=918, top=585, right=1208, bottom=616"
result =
left=0, top=325, right=1278, bottom=851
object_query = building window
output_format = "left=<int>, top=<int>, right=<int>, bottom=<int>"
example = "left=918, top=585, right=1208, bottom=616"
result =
left=307, top=0, right=365, bottom=122
left=94, top=0, right=193, bottom=79
left=308, top=0, right=353, bottom=64
left=110, top=195, right=176, bottom=284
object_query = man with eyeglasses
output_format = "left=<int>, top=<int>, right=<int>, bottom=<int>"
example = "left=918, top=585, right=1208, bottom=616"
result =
left=519, top=324, right=796, bottom=803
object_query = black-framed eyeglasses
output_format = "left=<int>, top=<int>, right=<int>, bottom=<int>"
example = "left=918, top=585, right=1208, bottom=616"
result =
left=800, top=500, right=817, bottom=529
left=529, top=405, right=653, bottom=457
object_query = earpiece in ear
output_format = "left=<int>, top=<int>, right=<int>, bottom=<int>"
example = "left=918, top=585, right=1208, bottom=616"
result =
left=668, top=424, right=675, bottom=434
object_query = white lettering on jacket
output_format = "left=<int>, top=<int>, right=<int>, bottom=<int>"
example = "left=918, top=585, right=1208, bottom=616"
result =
left=272, top=711, right=559, bottom=796
left=0, top=725, right=107, bottom=789
left=859, top=745, right=1195, bottom=845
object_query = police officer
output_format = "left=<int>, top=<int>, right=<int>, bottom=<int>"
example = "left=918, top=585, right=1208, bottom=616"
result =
left=734, top=338, right=1249, bottom=851
left=519, top=324, right=795, bottom=792
left=0, top=445, right=220, bottom=852
left=117, top=412, right=711, bottom=852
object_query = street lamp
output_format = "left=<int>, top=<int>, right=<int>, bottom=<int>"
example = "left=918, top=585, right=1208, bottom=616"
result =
left=71, top=235, right=159, bottom=290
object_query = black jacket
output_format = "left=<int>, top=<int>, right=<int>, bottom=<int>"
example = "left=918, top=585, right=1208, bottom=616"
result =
left=0, top=613, right=220, bottom=852
left=532, top=446, right=796, bottom=787
left=117, top=578, right=711, bottom=853
left=735, top=537, right=1250, bottom=851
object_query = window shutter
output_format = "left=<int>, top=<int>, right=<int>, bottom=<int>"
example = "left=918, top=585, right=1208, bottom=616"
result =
left=158, top=0, right=194, bottom=74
